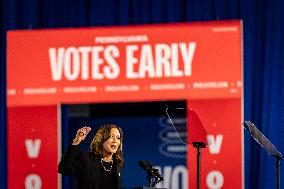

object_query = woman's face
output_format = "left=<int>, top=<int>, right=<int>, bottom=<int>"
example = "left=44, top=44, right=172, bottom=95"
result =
left=102, top=128, right=121, bottom=155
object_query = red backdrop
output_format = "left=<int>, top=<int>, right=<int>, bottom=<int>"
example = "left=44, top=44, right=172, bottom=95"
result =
left=7, top=21, right=243, bottom=189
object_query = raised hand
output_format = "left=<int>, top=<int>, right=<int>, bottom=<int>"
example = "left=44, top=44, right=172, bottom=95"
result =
left=72, top=126, right=92, bottom=145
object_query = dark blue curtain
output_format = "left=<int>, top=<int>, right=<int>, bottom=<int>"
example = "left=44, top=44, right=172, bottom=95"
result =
left=1, top=0, right=284, bottom=188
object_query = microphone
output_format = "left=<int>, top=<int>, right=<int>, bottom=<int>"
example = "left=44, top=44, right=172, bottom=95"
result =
left=138, top=160, right=164, bottom=181
left=145, top=160, right=164, bottom=181
left=138, top=160, right=156, bottom=177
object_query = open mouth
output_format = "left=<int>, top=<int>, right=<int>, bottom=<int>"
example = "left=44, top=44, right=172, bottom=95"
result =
left=110, top=144, right=117, bottom=150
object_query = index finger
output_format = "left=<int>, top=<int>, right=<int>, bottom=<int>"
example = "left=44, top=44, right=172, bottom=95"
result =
left=83, top=126, right=91, bottom=133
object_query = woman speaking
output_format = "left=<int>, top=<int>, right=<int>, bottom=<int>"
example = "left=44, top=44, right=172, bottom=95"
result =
left=58, top=124, right=124, bottom=189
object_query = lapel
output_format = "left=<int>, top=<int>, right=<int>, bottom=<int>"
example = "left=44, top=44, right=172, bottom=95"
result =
left=117, top=164, right=122, bottom=188
left=92, top=156, right=101, bottom=187
left=114, top=157, right=122, bottom=189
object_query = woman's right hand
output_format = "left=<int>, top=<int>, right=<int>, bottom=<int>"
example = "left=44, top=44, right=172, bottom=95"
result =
left=72, top=126, right=91, bottom=145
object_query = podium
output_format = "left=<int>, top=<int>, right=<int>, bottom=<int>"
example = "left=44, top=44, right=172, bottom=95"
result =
left=133, top=187, right=166, bottom=189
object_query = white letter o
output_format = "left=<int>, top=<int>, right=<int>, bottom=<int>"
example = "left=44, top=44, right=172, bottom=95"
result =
left=206, top=170, right=224, bottom=189
left=25, top=173, right=42, bottom=189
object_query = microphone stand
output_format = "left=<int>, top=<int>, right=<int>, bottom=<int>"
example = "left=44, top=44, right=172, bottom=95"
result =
left=146, top=171, right=163, bottom=187
left=146, top=175, right=152, bottom=187
left=275, top=155, right=282, bottom=189
left=192, top=142, right=206, bottom=189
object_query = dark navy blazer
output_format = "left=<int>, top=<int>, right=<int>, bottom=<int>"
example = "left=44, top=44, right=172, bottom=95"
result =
left=58, top=145, right=123, bottom=189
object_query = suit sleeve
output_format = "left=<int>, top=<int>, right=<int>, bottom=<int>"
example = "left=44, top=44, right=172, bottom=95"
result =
left=58, top=144, right=82, bottom=175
